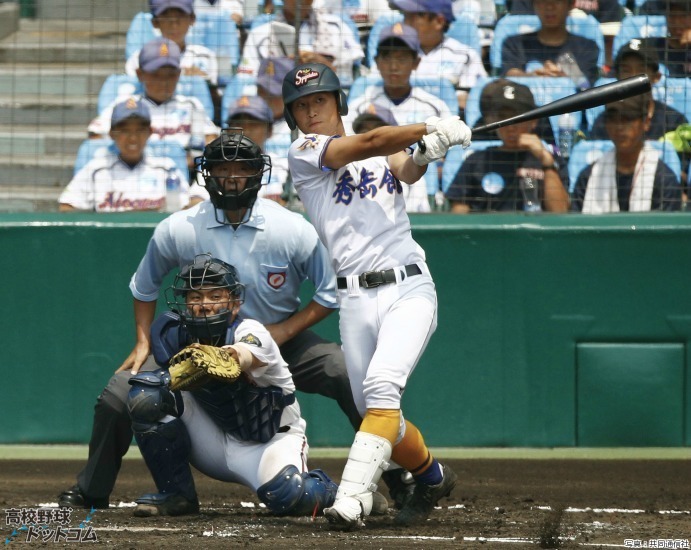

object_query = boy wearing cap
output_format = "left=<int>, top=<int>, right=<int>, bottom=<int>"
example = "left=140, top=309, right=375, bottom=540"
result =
left=256, top=56, right=294, bottom=145
left=501, top=0, right=600, bottom=87
left=589, top=40, right=687, bottom=141
left=346, top=24, right=452, bottom=133
left=391, top=0, right=486, bottom=110
left=90, top=37, right=219, bottom=168
left=126, top=0, right=219, bottom=88
left=60, top=98, right=197, bottom=212
left=572, top=93, right=682, bottom=213
left=446, top=78, right=569, bottom=212
left=639, top=0, right=691, bottom=79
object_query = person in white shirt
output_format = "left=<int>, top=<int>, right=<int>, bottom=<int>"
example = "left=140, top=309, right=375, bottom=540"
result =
left=60, top=98, right=202, bottom=212
left=90, top=38, right=219, bottom=167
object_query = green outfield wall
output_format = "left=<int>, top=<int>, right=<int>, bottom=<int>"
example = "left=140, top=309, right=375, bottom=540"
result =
left=3, top=212, right=691, bottom=447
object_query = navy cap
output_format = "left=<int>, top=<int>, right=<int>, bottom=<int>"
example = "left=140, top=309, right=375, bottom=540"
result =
left=480, top=79, right=536, bottom=117
left=377, top=23, right=421, bottom=54
left=226, top=95, right=274, bottom=124
left=257, top=56, right=294, bottom=97
left=393, top=0, right=455, bottom=22
left=139, top=38, right=181, bottom=72
left=614, top=39, right=660, bottom=73
left=111, top=97, right=152, bottom=127
left=352, top=103, right=398, bottom=133
left=150, top=0, right=194, bottom=16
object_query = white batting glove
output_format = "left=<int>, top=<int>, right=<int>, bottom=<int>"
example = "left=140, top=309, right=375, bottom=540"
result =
left=424, top=116, right=441, bottom=134
left=434, top=116, right=472, bottom=149
left=412, top=132, right=450, bottom=166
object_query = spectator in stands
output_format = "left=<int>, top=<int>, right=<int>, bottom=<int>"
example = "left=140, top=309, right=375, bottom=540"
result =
left=391, top=0, right=487, bottom=111
left=445, top=78, right=569, bottom=212
left=501, top=0, right=600, bottom=87
left=639, top=0, right=691, bottom=79
left=589, top=40, right=688, bottom=141
left=194, top=0, right=244, bottom=26
left=59, top=98, right=203, bottom=212
left=571, top=93, right=682, bottom=213
left=126, top=0, right=219, bottom=88
left=237, top=0, right=364, bottom=87
left=90, top=38, right=219, bottom=168
left=345, top=23, right=453, bottom=133
left=220, top=95, right=289, bottom=204
left=508, top=0, right=623, bottom=28
left=351, top=102, right=433, bottom=212
left=256, top=56, right=296, bottom=143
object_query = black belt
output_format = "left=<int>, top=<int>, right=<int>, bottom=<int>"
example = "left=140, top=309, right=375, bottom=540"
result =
left=337, top=264, right=422, bottom=289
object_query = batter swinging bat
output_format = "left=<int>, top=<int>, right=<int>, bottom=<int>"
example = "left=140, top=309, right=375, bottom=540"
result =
left=472, top=74, right=651, bottom=134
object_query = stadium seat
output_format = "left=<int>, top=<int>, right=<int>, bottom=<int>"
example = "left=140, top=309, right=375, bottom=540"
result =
left=441, top=140, right=503, bottom=192
left=566, top=139, right=681, bottom=193
left=347, top=75, right=459, bottom=117
left=490, top=13, right=605, bottom=74
left=73, top=138, right=189, bottom=181
left=585, top=77, right=691, bottom=131
left=97, top=74, right=216, bottom=122
left=125, top=11, right=240, bottom=86
left=612, top=15, right=667, bottom=60
left=366, top=12, right=481, bottom=68
left=465, top=76, right=580, bottom=139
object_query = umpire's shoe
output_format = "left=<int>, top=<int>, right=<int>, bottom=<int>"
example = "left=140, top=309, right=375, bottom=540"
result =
left=133, top=493, right=199, bottom=517
left=58, top=485, right=109, bottom=509
left=393, top=463, right=457, bottom=526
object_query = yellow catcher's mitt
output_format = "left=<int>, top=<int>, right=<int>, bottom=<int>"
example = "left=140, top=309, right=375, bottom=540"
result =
left=168, top=344, right=242, bottom=391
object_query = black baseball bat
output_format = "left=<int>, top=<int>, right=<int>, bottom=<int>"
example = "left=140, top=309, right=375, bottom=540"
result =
left=472, top=74, right=651, bottom=134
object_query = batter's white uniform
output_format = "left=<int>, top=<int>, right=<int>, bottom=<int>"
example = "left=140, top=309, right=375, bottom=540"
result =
left=181, top=319, right=309, bottom=489
left=126, top=44, right=220, bottom=86
left=58, top=150, right=197, bottom=212
left=414, top=36, right=487, bottom=90
left=287, top=134, right=438, bottom=418
left=88, top=94, right=219, bottom=153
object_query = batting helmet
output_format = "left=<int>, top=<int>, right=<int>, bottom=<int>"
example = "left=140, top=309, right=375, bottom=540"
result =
left=282, top=63, right=348, bottom=131
left=166, top=254, right=245, bottom=345
left=196, top=129, right=271, bottom=222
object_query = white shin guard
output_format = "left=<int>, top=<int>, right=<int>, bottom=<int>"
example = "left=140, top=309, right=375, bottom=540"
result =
left=333, top=431, right=392, bottom=516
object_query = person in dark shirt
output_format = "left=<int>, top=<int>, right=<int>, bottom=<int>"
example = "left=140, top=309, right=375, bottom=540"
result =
left=589, top=40, right=688, bottom=141
left=509, top=0, right=623, bottom=24
left=446, top=78, right=570, bottom=212
left=572, top=93, right=682, bottom=212
left=501, top=0, right=601, bottom=86
left=639, top=0, right=691, bottom=78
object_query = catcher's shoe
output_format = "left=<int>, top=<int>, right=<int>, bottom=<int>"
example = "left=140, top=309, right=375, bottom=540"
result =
left=323, top=496, right=367, bottom=529
left=381, top=468, right=415, bottom=510
left=133, top=493, right=200, bottom=517
left=58, top=485, right=109, bottom=509
left=393, top=463, right=457, bottom=526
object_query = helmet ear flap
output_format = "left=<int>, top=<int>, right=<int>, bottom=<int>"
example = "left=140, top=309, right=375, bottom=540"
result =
left=338, top=90, right=348, bottom=117
left=284, top=104, right=297, bottom=131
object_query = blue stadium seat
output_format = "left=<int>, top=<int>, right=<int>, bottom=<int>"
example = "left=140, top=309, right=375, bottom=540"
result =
left=441, top=140, right=503, bottom=192
left=567, top=139, right=681, bottom=193
left=97, top=74, right=215, bottom=121
left=366, top=12, right=481, bottom=68
left=347, top=75, right=459, bottom=117
left=585, top=77, right=691, bottom=131
left=612, top=15, right=667, bottom=60
left=465, top=76, right=579, bottom=139
left=125, top=11, right=240, bottom=86
left=490, top=13, right=605, bottom=74
left=73, top=138, right=189, bottom=181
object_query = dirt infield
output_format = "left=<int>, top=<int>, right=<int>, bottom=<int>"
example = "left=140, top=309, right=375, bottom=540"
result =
left=2, top=458, right=691, bottom=548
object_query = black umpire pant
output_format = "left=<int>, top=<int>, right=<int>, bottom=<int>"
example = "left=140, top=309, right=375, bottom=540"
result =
left=76, top=329, right=361, bottom=500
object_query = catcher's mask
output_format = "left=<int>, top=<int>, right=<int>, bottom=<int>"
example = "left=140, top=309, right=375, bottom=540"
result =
left=195, top=129, right=271, bottom=225
left=166, top=253, right=246, bottom=345
left=281, top=62, right=348, bottom=131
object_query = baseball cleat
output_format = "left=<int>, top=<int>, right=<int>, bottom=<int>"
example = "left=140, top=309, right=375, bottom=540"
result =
left=381, top=468, right=416, bottom=510
left=370, top=491, right=389, bottom=515
left=393, top=463, right=458, bottom=526
left=323, top=496, right=366, bottom=529
left=58, top=485, right=109, bottom=509
left=133, top=493, right=199, bottom=517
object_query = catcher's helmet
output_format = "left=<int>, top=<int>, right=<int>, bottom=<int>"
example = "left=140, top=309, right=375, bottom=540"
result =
left=282, top=63, right=348, bottom=131
left=166, top=254, right=245, bottom=345
left=195, top=129, right=271, bottom=223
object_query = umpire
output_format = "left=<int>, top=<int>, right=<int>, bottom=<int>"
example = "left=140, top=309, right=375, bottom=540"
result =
left=59, top=132, right=395, bottom=509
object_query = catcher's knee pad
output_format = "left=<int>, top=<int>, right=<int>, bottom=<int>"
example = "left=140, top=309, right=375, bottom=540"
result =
left=257, top=465, right=337, bottom=516
left=127, top=369, right=177, bottom=430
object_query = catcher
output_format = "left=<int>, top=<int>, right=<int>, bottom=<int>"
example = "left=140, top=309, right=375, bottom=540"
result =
left=126, top=254, right=337, bottom=517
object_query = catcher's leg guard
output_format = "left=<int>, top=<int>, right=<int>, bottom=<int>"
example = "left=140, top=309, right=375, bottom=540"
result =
left=257, top=465, right=337, bottom=516
left=324, top=431, right=391, bottom=527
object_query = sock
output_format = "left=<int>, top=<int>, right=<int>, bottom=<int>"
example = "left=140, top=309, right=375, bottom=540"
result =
left=359, top=408, right=400, bottom=446
left=390, top=420, right=442, bottom=485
